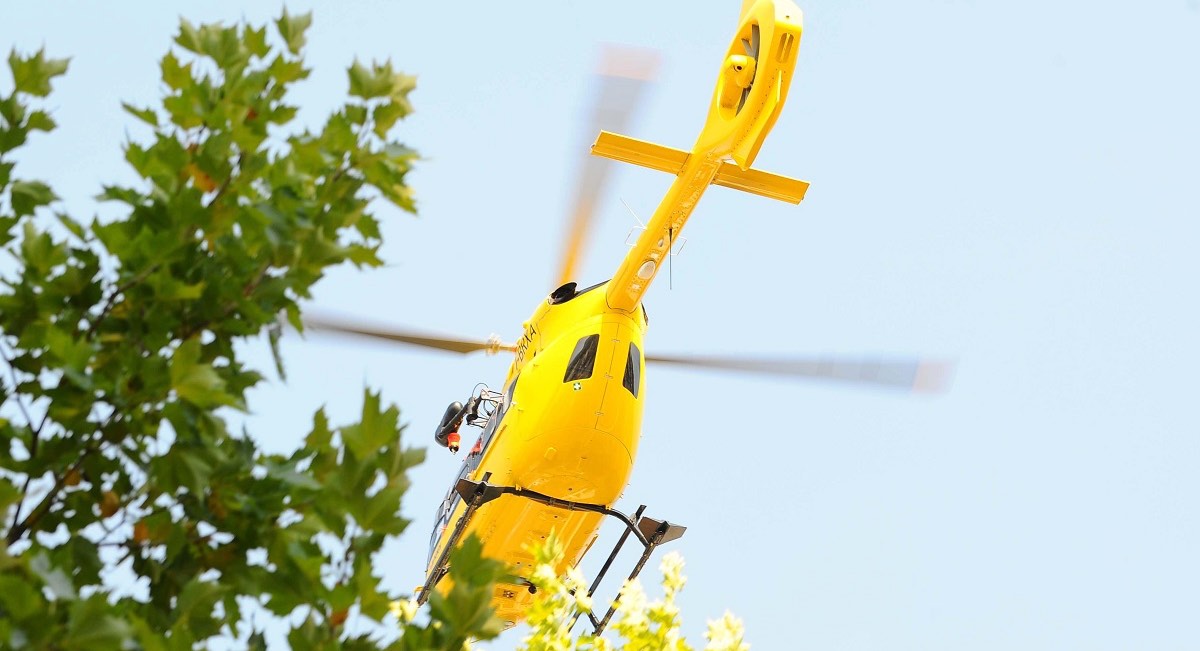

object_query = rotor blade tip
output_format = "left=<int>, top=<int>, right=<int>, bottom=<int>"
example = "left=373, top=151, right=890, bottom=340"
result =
left=912, top=361, right=956, bottom=394
left=597, top=43, right=662, bottom=81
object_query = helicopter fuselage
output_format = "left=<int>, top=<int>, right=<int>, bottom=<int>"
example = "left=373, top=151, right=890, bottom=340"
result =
left=426, top=281, right=647, bottom=624
left=425, top=0, right=806, bottom=628
left=295, top=0, right=939, bottom=631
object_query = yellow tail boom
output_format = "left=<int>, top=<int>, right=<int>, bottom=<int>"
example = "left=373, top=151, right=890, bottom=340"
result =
left=599, top=0, right=807, bottom=314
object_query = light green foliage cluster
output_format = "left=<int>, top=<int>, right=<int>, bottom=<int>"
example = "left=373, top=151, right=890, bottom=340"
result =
left=518, top=536, right=751, bottom=651
left=0, top=13, right=509, bottom=649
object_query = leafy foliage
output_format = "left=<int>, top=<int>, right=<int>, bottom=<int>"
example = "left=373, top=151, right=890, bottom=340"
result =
left=0, top=13, right=502, bottom=649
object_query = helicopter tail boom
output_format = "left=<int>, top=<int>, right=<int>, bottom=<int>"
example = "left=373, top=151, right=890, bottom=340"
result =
left=592, top=130, right=809, bottom=204
left=599, top=0, right=805, bottom=314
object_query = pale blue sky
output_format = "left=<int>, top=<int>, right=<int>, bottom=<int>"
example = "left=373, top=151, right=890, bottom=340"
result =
left=3, top=1, right=1199, bottom=648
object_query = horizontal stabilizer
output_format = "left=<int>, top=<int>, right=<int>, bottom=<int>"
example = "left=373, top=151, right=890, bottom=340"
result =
left=591, top=130, right=809, bottom=204
left=592, top=130, right=689, bottom=174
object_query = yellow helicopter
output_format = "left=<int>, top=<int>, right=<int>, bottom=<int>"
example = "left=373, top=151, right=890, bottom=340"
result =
left=304, top=0, right=948, bottom=632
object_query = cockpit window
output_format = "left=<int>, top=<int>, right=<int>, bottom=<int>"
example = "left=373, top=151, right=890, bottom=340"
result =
left=563, top=334, right=600, bottom=382
left=623, top=342, right=641, bottom=397
left=504, top=373, right=519, bottom=407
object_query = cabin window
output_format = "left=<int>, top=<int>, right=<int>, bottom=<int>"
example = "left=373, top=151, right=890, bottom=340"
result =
left=563, top=334, right=600, bottom=382
left=505, top=373, right=520, bottom=406
left=623, top=342, right=641, bottom=397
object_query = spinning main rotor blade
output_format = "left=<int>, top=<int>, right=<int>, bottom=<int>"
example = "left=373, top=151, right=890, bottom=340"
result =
left=303, top=315, right=515, bottom=356
left=554, top=46, right=661, bottom=289
left=301, top=315, right=951, bottom=392
left=644, top=353, right=954, bottom=393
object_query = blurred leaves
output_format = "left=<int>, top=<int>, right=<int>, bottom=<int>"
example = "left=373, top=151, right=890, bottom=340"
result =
left=519, top=538, right=750, bottom=651
left=7, top=48, right=70, bottom=98
left=386, top=536, right=507, bottom=651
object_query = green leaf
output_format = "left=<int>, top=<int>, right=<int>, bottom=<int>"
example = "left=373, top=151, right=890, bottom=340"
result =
left=156, top=443, right=215, bottom=498
left=193, top=23, right=243, bottom=70
left=45, top=326, right=93, bottom=385
left=0, top=93, right=22, bottom=124
left=321, top=112, right=356, bottom=152
left=26, top=109, right=56, bottom=132
left=345, top=103, right=366, bottom=126
left=360, top=483, right=408, bottom=533
left=10, top=179, right=57, bottom=217
left=121, top=102, right=159, bottom=128
left=8, top=48, right=70, bottom=97
left=149, top=273, right=205, bottom=300
left=285, top=302, right=303, bottom=333
left=372, top=102, right=407, bottom=138
left=265, top=459, right=321, bottom=490
left=340, top=390, right=398, bottom=459
left=58, top=536, right=105, bottom=589
left=0, top=571, right=44, bottom=620
left=390, top=71, right=417, bottom=99
left=276, top=10, right=313, bottom=55
left=175, top=19, right=203, bottom=54
left=63, top=597, right=132, bottom=649
left=161, top=51, right=193, bottom=92
left=0, top=216, right=16, bottom=247
left=170, top=338, right=237, bottom=409
left=244, top=24, right=270, bottom=58
left=384, top=142, right=418, bottom=162
left=355, top=213, right=381, bottom=240
left=448, top=535, right=506, bottom=589
left=268, top=54, right=309, bottom=85
left=429, top=535, right=507, bottom=640
left=174, top=579, right=226, bottom=634
left=20, top=221, right=68, bottom=273
left=346, top=244, right=382, bottom=267
left=268, top=318, right=287, bottom=381
left=54, top=211, right=88, bottom=241
left=348, top=60, right=387, bottom=100
left=0, top=478, right=19, bottom=513
left=306, top=408, right=332, bottom=450
left=128, top=617, right=170, bottom=651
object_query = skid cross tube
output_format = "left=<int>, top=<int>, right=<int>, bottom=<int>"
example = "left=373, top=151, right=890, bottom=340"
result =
left=571, top=504, right=648, bottom=632
left=588, top=513, right=683, bottom=634
left=418, top=477, right=685, bottom=635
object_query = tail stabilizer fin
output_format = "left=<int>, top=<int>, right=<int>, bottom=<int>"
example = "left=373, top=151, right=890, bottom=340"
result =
left=713, top=159, right=808, bottom=204
left=591, top=130, right=687, bottom=175
left=592, top=130, right=808, bottom=204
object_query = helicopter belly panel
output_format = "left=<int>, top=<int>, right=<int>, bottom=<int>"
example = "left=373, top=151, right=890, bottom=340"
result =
left=519, top=428, right=632, bottom=504
left=478, top=500, right=604, bottom=626
left=425, top=490, right=605, bottom=627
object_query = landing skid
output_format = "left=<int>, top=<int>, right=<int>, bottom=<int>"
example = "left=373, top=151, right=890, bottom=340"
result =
left=417, top=474, right=686, bottom=635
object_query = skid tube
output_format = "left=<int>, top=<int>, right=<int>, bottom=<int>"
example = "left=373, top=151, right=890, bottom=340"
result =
left=416, top=475, right=686, bottom=636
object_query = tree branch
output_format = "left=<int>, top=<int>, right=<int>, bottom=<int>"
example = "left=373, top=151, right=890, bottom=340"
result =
left=83, top=262, right=162, bottom=340
left=1, top=340, right=49, bottom=536
left=5, top=432, right=104, bottom=545
left=178, top=261, right=271, bottom=342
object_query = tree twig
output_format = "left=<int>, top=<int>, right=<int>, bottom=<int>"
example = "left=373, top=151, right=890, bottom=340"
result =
left=1, top=340, right=47, bottom=536
left=84, top=263, right=162, bottom=340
